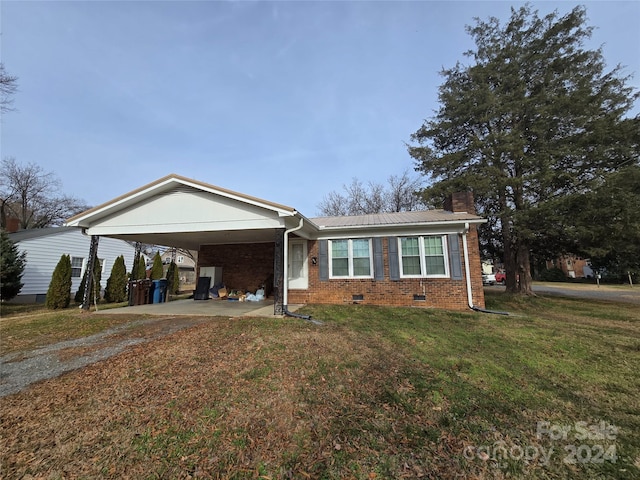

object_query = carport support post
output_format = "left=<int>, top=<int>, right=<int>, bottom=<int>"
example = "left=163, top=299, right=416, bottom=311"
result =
left=273, top=228, right=285, bottom=315
left=81, top=235, right=100, bottom=311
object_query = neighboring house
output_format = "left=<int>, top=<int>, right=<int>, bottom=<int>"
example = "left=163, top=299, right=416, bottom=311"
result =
left=66, top=174, right=486, bottom=312
left=547, top=255, right=594, bottom=278
left=7, top=227, right=137, bottom=303
left=160, top=248, right=196, bottom=284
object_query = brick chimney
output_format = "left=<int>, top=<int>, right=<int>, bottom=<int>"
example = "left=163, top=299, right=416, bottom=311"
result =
left=444, top=191, right=475, bottom=214
left=5, top=216, right=20, bottom=233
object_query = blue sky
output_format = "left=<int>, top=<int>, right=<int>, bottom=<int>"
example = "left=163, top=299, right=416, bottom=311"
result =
left=2, top=1, right=638, bottom=216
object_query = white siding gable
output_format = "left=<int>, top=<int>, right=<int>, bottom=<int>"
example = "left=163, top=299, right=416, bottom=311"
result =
left=90, top=186, right=285, bottom=236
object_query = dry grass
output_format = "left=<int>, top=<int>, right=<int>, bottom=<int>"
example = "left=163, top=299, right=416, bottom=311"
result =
left=2, top=319, right=448, bottom=479
left=0, top=308, right=145, bottom=355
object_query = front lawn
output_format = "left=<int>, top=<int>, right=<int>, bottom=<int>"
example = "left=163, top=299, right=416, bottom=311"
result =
left=1, top=292, right=638, bottom=479
left=0, top=304, right=148, bottom=355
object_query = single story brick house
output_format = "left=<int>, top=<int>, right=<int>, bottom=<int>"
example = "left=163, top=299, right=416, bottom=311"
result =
left=65, top=174, right=486, bottom=313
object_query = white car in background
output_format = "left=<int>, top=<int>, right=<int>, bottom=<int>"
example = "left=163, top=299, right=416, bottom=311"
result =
left=482, top=272, right=497, bottom=285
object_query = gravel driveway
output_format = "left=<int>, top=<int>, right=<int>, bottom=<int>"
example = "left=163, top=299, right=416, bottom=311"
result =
left=0, top=316, right=210, bottom=397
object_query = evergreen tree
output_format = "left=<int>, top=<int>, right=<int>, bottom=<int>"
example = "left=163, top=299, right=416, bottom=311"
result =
left=150, top=252, right=164, bottom=280
left=564, top=165, right=640, bottom=279
left=46, top=254, right=72, bottom=309
left=131, top=253, right=142, bottom=280
left=137, top=255, right=148, bottom=279
left=0, top=230, right=26, bottom=301
left=408, top=5, right=639, bottom=294
left=74, top=272, right=86, bottom=304
left=104, top=255, right=128, bottom=303
left=166, top=261, right=180, bottom=295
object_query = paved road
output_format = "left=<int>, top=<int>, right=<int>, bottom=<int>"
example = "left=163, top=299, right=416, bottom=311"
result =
left=487, top=283, right=640, bottom=305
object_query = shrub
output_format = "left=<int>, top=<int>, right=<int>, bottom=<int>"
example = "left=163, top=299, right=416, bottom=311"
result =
left=150, top=252, right=164, bottom=280
left=105, top=255, right=128, bottom=303
left=46, top=255, right=72, bottom=309
left=166, top=261, right=180, bottom=295
left=539, top=267, right=567, bottom=282
left=131, top=253, right=147, bottom=281
left=137, top=255, right=148, bottom=279
left=74, top=272, right=86, bottom=304
left=0, top=230, right=26, bottom=302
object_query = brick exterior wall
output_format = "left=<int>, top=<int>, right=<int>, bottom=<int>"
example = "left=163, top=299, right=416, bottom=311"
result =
left=198, top=243, right=274, bottom=293
left=197, top=229, right=485, bottom=311
left=288, top=229, right=485, bottom=311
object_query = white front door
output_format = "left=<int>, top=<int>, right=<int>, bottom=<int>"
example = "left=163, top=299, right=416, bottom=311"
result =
left=288, top=240, right=308, bottom=289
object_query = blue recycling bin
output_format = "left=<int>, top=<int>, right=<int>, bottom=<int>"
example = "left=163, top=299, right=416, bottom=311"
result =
left=152, top=279, right=168, bottom=304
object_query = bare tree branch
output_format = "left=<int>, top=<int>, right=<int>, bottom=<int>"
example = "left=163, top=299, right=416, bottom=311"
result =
left=0, top=158, right=90, bottom=229
left=316, top=170, right=426, bottom=216
left=316, top=191, right=348, bottom=216
left=0, top=64, right=18, bottom=113
left=386, top=170, right=425, bottom=212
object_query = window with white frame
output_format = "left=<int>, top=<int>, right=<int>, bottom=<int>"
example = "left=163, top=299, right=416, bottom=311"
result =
left=399, top=235, right=448, bottom=277
left=71, top=257, right=84, bottom=278
left=329, top=238, right=373, bottom=278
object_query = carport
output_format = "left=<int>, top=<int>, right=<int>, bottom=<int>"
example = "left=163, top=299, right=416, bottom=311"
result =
left=65, top=174, right=316, bottom=315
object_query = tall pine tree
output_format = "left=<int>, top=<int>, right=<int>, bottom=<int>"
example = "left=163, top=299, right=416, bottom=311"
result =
left=409, top=5, right=639, bottom=294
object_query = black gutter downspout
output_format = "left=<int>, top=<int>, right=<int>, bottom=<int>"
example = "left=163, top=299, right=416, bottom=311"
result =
left=283, top=307, right=324, bottom=325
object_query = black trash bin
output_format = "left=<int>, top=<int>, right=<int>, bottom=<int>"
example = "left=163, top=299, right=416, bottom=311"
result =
left=129, top=279, right=151, bottom=305
left=139, top=279, right=151, bottom=304
left=128, top=280, right=137, bottom=306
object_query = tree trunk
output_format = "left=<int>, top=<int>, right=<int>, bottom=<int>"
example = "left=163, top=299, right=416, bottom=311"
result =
left=0, top=200, right=6, bottom=230
left=504, top=240, right=518, bottom=293
left=516, top=242, right=535, bottom=295
left=499, top=196, right=520, bottom=294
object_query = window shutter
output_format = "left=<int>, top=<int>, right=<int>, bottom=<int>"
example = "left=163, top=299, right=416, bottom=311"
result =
left=373, top=237, right=384, bottom=280
left=318, top=240, right=329, bottom=281
left=448, top=234, right=463, bottom=280
left=387, top=237, right=400, bottom=280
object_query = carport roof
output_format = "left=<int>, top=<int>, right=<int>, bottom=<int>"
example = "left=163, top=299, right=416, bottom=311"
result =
left=64, top=174, right=312, bottom=250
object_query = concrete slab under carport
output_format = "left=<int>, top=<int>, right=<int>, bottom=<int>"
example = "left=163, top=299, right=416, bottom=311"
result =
left=97, top=298, right=304, bottom=317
